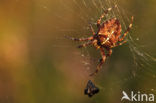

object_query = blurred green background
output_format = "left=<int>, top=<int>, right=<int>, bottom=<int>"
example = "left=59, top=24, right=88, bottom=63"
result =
left=0, top=0, right=156, bottom=103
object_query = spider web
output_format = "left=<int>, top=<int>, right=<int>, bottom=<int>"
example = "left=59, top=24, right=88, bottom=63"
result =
left=44, top=0, right=156, bottom=100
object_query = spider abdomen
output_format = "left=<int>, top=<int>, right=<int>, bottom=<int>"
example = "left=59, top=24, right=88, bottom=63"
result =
left=98, top=18, right=122, bottom=45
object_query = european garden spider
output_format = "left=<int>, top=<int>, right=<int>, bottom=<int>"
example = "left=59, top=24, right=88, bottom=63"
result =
left=68, top=6, right=134, bottom=76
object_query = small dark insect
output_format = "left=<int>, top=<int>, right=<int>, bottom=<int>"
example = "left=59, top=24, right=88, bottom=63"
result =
left=84, top=80, right=99, bottom=97
left=67, top=5, right=133, bottom=76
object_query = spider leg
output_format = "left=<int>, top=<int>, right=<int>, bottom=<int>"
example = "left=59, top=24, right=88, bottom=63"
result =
left=106, top=48, right=112, bottom=57
left=119, top=16, right=134, bottom=41
left=112, top=40, right=127, bottom=48
left=97, top=5, right=117, bottom=27
left=90, top=47, right=106, bottom=76
left=66, top=36, right=93, bottom=42
left=78, top=41, right=93, bottom=48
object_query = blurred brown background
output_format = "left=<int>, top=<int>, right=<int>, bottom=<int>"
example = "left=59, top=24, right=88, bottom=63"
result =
left=0, top=0, right=156, bottom=103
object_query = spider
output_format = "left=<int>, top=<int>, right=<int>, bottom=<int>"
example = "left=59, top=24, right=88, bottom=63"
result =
left=67, top=5, right=134, bottom=76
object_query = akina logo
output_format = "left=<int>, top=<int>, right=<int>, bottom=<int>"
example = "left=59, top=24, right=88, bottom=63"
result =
left=121, top=91, right=155, bottom=102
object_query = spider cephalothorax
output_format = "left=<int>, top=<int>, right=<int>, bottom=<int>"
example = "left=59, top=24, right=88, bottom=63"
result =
left=68, top=5, right=133, bottom=76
